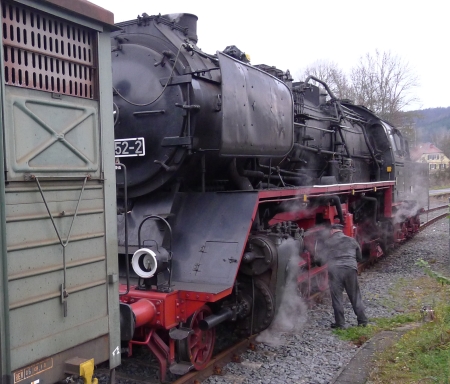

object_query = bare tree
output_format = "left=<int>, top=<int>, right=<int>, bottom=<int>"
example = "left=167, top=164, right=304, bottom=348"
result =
left=299, top=51, right=420, bottom=127
left=301, top=60, right=353, bottom=100
left=397, top=110, right=423, bottom=146
left=350, top=50, right=419, bottom=125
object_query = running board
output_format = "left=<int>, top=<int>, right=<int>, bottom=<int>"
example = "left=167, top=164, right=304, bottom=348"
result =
left=169, top=327, right=192, bottom=340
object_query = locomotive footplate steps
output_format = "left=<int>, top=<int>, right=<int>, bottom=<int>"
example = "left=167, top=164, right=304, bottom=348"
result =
left=169, top=327, right=193, bottom=340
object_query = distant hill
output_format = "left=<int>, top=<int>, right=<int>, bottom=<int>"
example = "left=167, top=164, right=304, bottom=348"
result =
left=415, top=107, right=450, bottom=130
left=398, top=107, right=450, bottom=158
left=419, top=107, right=449, bottom=127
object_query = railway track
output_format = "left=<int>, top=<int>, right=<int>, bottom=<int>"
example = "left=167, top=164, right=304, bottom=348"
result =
left=171, top=336, right=258, bottom=384
left=97, top=204, right=448, bottom=384
left=97, top=335, right=258, bottom=384
left=419, top=204, right=448, bottom=230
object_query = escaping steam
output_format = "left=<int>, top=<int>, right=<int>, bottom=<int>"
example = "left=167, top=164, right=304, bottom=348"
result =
left=256, top=239, right=308, bottom=347
left=393, top=171, right=429, bottom=225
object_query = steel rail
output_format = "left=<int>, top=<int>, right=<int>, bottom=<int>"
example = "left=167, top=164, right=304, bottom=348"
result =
left=420, top=212, right=448, bottom=230
left=172, top=336, right=257, bottom=384
left=96, top=336, right=258, bottom=384
left=421, top=204, right=448, bottom=214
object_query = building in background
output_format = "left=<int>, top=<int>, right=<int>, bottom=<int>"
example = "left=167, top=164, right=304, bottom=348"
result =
left=410, top=143, right=450, bottom=172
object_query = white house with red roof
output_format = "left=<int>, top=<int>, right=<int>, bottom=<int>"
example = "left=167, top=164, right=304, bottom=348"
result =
left=410, top=143, right=450, bottom=172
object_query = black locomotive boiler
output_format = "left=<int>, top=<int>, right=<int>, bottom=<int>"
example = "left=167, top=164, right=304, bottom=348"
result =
left=111, top=13, right=428, bottom=380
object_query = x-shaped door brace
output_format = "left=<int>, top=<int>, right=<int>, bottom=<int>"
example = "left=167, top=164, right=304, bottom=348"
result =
left=13, top=99, right=97, bottom=169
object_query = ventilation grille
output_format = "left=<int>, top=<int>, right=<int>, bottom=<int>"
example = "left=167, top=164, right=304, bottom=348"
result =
left=2, top=1, right=97, bottom=99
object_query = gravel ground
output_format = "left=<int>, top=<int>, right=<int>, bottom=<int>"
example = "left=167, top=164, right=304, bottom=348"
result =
left=203, top=218, right=449, bottom=384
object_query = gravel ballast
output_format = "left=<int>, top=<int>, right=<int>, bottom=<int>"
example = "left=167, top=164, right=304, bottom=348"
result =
left=203, top=218, right=449, bottom=384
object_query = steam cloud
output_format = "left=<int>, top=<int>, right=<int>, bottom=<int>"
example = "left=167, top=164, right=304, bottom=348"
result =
left=256, top=239, right=308, bottom=347
left=393, top=170, right=429, bottom=225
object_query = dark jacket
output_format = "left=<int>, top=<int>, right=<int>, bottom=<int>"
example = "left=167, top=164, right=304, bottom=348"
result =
left=316, top=231, right=362, bottom=271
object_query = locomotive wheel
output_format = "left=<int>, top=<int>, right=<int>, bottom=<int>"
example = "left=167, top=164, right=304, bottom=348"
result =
left=237, top=278, right=275, bottom=335
left=178, top=305, right=215, bottom=371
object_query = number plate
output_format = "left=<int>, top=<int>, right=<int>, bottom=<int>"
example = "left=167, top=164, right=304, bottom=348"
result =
left=115, top=137, right=145, bottom=157
left=13, top=358, right=53, bottom=383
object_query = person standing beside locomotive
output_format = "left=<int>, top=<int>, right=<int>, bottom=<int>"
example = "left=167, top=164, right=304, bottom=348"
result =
left=316, top=224, right=368, bottom=329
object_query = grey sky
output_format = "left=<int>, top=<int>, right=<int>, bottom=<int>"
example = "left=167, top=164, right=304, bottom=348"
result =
left=91, top=0, right=449, bottom=110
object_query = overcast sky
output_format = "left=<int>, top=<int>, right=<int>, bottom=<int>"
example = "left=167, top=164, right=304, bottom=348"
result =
left=90, top=0, right=448, bottom=111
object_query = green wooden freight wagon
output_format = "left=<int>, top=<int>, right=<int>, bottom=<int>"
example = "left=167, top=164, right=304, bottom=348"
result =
left=0, top=1, right=120, bottom=383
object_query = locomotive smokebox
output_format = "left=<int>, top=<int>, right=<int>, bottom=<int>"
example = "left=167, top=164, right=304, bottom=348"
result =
left=112, top=14, right=293, bottom=197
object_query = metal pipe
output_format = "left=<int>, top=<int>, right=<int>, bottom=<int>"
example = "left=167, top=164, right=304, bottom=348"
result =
left=229, top=159, right=253, bottom=190
left=257, top=160, right=309, bottom=175
left=201, top=153, right=206, bottom=193
left=331, top=128, right=335, bottom=153
left=186, top=84, right=192, bottom=155
left=294, top=112, right=339, bottom=123
left=242, top=169, right=265, bottom=179
left=199, top=307, right=234, bottom=331
left=304, top=75, right=346, bottom=121
left=336, top=127, right=352, bottom=158
left=304, top=75, right=338, bottom=101
left=267, top=174, right=307, bottom=184
left=294, top=143, right=338, bottom=157
left=357, top=123, right=380, bottom=181
left=328, top=195, right=344, bottom=224
left=294, top=143, right=378, bottom=162
left=294, top=122, right=335, bottom=133
left=130, top=299, right=157, bottom=327
left=338, top=125, right=364, bottom=134
left=268, top=158, right=272, bottom=190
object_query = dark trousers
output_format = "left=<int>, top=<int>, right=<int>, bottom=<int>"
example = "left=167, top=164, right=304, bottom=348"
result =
left=328, top=267, right=368, bottom=326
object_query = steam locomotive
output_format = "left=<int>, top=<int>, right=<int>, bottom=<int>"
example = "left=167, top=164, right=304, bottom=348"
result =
left=111, top=13, right=428, bottom=380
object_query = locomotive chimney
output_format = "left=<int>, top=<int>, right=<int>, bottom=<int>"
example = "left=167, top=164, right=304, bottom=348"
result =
left=164, top=13, right=198, bottom=43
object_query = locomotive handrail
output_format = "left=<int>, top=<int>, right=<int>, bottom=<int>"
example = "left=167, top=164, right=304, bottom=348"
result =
left=294, top=122, right=335, bottom=133
left=294, top=143, right=380, bottom=162
left=356, top=121, right=381, bottom=180
left=304, top=75, right=340, bottom=102
left=116, top=162, right=130, bottom=296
